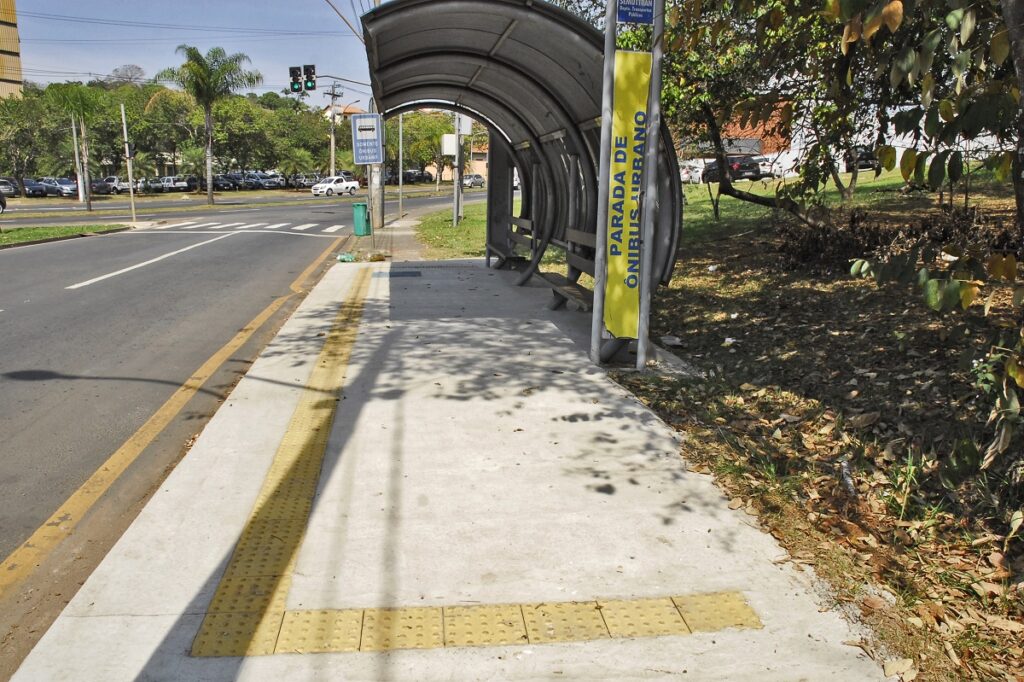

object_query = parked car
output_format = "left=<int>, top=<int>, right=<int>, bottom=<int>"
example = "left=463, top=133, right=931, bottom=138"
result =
left=102, top=176, right=133, bottom=193
left=311, top=176, right=360, bottom=196
left=844, top=146, right=879, bottom=172
left=135, top=177, right=162, bottom=193
left=89, top=178, right=114, bottom=195
left=702, top=156, right=761, bottom=183
left=40, top=177, right=79, bottom=197
left=262, top=172, right=287, bottom=188
left=679, top=162, right=704, bottom=184
left=462, top=173, right=485, bottom=188
left=200, top=174, right=237, bottom=191
left=750, top=156, right=785, bottom=179
left=0, top=192, right=5, bottom=214
left=0, top=178, right=16, bottom=197
left=22, top=179, right=50, bottom=197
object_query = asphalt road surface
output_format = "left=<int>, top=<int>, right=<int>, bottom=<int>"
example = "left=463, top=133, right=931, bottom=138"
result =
left=0, top=193, right=484, bottom=559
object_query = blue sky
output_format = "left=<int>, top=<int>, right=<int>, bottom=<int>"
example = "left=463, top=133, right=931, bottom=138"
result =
left=16, top=0, right=373, bottom=107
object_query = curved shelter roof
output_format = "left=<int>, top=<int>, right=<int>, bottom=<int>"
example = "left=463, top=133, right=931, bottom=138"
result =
left=362, top=0, right=681, bottom=285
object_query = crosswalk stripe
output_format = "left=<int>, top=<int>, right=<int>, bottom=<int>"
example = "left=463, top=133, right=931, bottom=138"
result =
left=182, top=222, right=218, bottom=229
left=209, top=222, right=246, bottom=230
left=323, top=224, right=346, bottom=233
left=236, top=223, right=266, bottom=230
left=291, top=223, right=318, bottom=231
left=157, top=221, right=196, bottom=230
left=262, top=223, right=289, bottom=230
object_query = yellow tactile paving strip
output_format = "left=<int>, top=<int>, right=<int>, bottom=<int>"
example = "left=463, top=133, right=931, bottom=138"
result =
left=190, top=266, right=763, bottom=657
left=192, top=267, right=372, bottom=657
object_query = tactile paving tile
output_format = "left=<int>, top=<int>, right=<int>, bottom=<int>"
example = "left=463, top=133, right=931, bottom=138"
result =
left=672, top=591, right=762, bottom=632
left=443, top=604, right=529, bottom=647
left=249, top=492, right=314, bottom=521
left=207, top=576, right=288, bottom=614
left=522, top=601, right=610, bottom=643
left=598, top=597, right=692, bottom=638
left=360, top=607, right=444, bottom=651
left=222, top=526, right=301, bottom=579
left=191, top=611, right=285, bottom=657
left=276, top=609, right=363, bottom=654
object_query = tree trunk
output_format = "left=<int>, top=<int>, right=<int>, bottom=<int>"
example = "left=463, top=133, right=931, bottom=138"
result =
left=205, top=107, right=215, bottom=206
left=702, top=104, right=827, bottom=228
left=1003, top=0, right=1024, bottom=230
left=80, top=118, right=92, bottom=212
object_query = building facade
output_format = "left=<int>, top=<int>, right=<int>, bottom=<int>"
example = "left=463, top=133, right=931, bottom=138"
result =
left=0, top=0, right=21, bottom=98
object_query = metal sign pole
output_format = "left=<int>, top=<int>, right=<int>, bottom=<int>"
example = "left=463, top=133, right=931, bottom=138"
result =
left=120, top=104, right=137, bottom=224
left=589, top=0, right=619, bottom=364
left=636, top=0, right=666, bottom=370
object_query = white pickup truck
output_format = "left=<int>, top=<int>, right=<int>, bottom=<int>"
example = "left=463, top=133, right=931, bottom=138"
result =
left=103, top=176, right=134, bottom=194
left=311, top=176, right=360, bottom=196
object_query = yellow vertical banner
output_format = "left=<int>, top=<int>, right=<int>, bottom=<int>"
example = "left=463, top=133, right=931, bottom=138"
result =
left=603, top=50, right=651, bottom=340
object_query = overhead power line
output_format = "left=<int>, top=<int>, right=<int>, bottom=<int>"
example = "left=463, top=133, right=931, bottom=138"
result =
left=17, top=10, right=349, bottom=36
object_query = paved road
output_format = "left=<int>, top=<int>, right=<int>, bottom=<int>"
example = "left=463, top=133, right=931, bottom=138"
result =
left=0, top=194, right=483, bottom=562
left=0, top=188, right=484, bottom=228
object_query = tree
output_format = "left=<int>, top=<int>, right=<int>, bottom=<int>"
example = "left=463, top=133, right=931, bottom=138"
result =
left=143, top=89, right=199, bottom=175
left=0, top=87, right=60, bottom=196
left=47, top=83, right=105, bottom=210
left=277, top=148, right=315, bottom=188
left=157, top=46, right=262, bottom=205
left=109, top=64, right=146, bottom=86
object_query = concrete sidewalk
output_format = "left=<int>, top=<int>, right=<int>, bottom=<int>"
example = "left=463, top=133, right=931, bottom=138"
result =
left=13, top=245, right=885, bottom=679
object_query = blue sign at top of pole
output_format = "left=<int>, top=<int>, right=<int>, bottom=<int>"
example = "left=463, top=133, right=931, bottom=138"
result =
left=351, top=113, right=384, bottom=165
left=617, top=0, right=654, bottom=25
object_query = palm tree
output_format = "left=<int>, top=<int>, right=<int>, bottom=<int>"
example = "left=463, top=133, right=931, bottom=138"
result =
left=157, top=46, right=262, bottom=205
left=277, top=148, right=314, bottom=190
left=47, top=83, right=103, bottom=211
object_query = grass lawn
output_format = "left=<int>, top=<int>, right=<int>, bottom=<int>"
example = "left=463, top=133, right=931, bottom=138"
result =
left=625, top=166, right=1022, bottom=681
left=416, top=202, right=488, bottom=259
left=0, top=224, right=126, bottom=247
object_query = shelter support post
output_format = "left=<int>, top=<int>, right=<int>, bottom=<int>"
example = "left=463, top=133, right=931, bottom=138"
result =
left=637, top=0, right=666, bottom=369
left=589, top=0, right=618, bottom=364
left=486, top=132, right=514, bottom=267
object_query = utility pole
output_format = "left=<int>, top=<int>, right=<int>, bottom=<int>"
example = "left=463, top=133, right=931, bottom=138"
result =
left=323, top=83, right=343, bottom=176
left=71, top=115, right=84, bottom=203
left=120, top=103, right=137, bottom=224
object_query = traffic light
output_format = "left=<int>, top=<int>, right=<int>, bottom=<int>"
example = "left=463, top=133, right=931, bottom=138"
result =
left=303, top=64, right=316, bottom=91
left=289, top=66, right=302, bottom=93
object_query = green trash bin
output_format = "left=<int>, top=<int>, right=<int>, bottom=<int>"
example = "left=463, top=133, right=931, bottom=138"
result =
left=353, top=202, right=371, bottom=237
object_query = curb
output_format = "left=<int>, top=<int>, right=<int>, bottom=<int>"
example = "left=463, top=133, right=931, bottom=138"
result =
left=0, top=226, right=132, bottom=251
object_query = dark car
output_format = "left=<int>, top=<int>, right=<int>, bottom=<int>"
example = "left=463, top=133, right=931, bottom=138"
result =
left=90, top=178, right=114, bottom=195
left=702, top=156, right=761, bottom=183
left=22, top=179, right=50, bottom=197
left=844, top=146, right=879, bottom=172
left=226, top=173, right=258, bottom=190
left=201, top=174, right=237, bottom=191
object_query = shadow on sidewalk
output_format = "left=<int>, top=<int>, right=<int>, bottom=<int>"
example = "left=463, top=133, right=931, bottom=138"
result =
left=131, top=261, right=734, bottom=680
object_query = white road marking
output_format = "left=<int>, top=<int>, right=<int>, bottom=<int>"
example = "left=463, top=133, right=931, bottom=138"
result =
left=235, top=223, right=266, bottom=230
left=262, top=223, right=289, bottom=230
left=182, top=222, right=219, bottom=230
left=65, top=233, right=237, bottom=290
left=208, top=222, right=246, bottom=230
left=291, top=223, right=317, bottom=231
left=156, top=221, right=197, bottom=230
left=323, top=224, right=346, bottom=233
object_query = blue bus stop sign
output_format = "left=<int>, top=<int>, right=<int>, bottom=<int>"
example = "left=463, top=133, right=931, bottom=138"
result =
left=351, top=113, right=384, bottom=165
left=617, top=0, right=654, bottom=24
